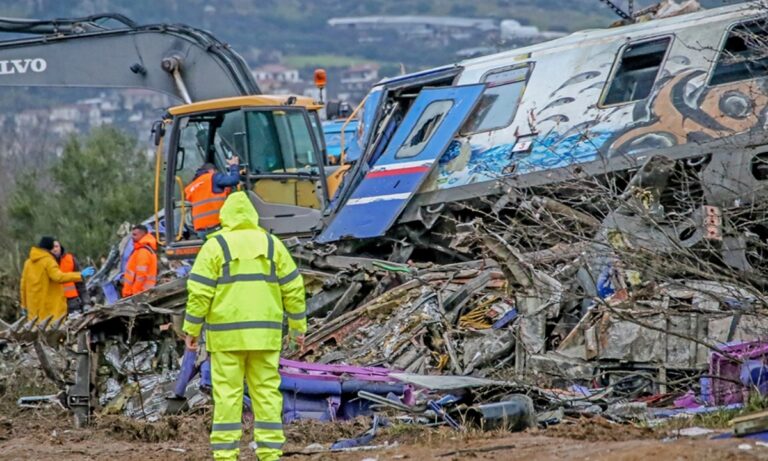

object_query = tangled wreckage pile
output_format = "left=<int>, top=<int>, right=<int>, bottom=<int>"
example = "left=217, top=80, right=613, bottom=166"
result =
left=2, top=155, right=768, bottom=441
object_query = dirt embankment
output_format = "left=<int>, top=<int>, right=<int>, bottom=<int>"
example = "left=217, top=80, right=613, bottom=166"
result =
left=0, top=409, right=766, bottom=461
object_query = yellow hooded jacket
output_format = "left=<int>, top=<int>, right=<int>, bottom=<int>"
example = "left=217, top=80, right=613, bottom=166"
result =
left=20, top=246, right=82, bottom=321
left=182, top=191, right=307, bottom=352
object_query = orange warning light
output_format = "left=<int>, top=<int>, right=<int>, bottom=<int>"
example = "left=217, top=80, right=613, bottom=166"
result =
left=314, top=68, right=327, bottom=89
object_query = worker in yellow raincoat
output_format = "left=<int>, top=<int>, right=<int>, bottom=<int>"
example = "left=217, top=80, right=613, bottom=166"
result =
left=20, top=236, right=94, bottom=322
left=182, top=191, right=306, bottom=461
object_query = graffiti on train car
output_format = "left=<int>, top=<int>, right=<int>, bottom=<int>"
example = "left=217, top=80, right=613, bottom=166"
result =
left=435, top=66, right=768, bottom=189
left=608, top=70, right=768, bottom=155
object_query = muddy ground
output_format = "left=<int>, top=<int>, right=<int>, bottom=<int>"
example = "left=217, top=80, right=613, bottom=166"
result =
left=1, top=408, right=768, bottom=461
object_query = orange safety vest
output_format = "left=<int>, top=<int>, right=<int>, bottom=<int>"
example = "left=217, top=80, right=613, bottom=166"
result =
left=184, top=171, right=230, bottom=231
left=122, top=233, right=158, bottom=298
left=59, top=253, right=79, bottom=299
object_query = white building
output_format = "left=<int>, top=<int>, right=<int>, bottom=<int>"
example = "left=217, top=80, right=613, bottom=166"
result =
left=252, top=64, right=301, bottom=84
left=341, top=64, right=380, bottom=91
left=120, top=89, right=172, bottom=111
left=328, top=16, right=498, bottom=39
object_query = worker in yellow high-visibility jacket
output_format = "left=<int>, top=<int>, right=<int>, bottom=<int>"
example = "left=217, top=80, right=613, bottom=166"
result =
left=182, top=191, right=306, bottom=461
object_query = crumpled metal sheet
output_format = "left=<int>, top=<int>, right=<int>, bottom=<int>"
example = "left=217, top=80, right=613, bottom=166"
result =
left=99, top=378, right=122, bottom=406
left=103, top=342, right=159, bottom=375
left=124, top=372, right=179, bottom=421
left=388, top=373, right=510, bottom=390
left=462, top=329, right=516, bottom=374
left=556, top=292, right=768, bottom=368
left=526, top=352, right=596, bottom=382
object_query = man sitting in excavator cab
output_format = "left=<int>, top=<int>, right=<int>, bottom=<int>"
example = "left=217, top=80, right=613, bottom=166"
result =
left=184, top=156, right=241, bottom=239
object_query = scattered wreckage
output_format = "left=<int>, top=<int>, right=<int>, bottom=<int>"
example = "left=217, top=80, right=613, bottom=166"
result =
left=3, top=152, right=768, bottom=437
left=4, top=0, right=768, bottom=442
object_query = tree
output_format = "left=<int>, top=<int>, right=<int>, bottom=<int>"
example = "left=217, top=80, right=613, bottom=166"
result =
left=7, top=126, right=155, bottom=263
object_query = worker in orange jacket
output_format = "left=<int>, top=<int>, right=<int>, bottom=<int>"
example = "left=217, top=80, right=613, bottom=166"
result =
left=184, top=156, right=240, bottom=239
left=122, top=224, right=158, bottom=298
left=52, top=241, right=90, bottom=315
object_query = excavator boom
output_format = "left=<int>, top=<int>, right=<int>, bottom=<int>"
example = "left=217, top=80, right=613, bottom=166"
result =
left=0, top=13, right=259, bottom=101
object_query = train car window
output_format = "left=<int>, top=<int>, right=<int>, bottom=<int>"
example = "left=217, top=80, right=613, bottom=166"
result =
left=396, top=100, right=454, bottom=159
left=463, top=64, right=531, bottom=134
left=602, top=37, right=671, bottom=106
left=710, top=20, right=768, bottom=86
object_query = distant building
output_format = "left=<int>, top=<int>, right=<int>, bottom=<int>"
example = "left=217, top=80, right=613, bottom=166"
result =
left=329, top=15, right=564, bottom=49
left=79, top=103, right=104, bottom=127
left=342, top=64, right=379, bottom=90
left=10, top=87, right=174, bottom=149
left=48, top=105, right=80, bottom=123
left=329, top=15, right=497, bottom=47
left=121, top=89, right=171, bottom=111
left=328, top=16, right=497, bottom=36
left=14, top=108, right=49, bottom=129
left=255, top=79, right=284, bottom=94
left=252, top=64, right=301, bottom=84
left=48, top=104, right=84, bottom=135
left=254, top=78, right=317, bottom=99
left=339, top=64, right=380, bottom=102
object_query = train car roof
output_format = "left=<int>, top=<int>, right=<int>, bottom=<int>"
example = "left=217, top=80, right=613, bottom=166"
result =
left=377, top=3, right=762, bottom=89
left=461, top=3, right=760, bottom=67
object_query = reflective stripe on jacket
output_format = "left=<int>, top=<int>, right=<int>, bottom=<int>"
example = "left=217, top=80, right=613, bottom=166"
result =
left=122, top=233, right=158, bottom=297
left=184, top=171, right=230, bottom=231
left=182, top=191, right=306, bottom=352
left=59, top=253, right=78, bottom=299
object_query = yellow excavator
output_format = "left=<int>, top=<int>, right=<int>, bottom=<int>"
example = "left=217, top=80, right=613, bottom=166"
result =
left=157, top=91, right=351, bottom=259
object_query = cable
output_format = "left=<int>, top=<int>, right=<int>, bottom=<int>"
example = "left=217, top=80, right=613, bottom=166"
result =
left=597, top=0, right=632, bottom=21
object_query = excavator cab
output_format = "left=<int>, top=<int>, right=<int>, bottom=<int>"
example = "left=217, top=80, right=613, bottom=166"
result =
left=162, top=95, right=333, bottom=259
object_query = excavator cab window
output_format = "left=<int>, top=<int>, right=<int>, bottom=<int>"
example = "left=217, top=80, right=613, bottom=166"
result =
left=175, top=118, right=208, bottom=182
left=167, top=109, right=246, bottom=245
left=215, top=110, right=247, bottom=168
left=245, top=109, right=318, bottom=173
left=243, top=108, right=328, bottom=215
left=308, top=110, right=328, bottom=164
left=175, top=110, right=244, bottom=183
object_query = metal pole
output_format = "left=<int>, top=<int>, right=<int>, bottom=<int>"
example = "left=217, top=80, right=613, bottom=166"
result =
left=68, top=331, right=91, bottom=427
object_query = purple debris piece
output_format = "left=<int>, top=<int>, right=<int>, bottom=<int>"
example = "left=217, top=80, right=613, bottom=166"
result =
left=709, top=340, right=768, bottom=405
left=673, top=390, right=701, bottom=409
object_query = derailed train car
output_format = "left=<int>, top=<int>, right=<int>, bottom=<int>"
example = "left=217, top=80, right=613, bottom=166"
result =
left=318, top=3, right=768, bottom=273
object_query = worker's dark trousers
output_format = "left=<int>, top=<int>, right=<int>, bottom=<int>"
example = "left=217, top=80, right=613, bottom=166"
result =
left=209, top=350, right=284, bottom=461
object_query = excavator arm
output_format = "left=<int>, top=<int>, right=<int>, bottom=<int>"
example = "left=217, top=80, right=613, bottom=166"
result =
left=0, top=13, right=259, bottom=102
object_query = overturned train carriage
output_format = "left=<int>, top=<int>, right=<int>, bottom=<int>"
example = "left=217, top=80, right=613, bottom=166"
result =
left=320, top=3, right=768, bottom=274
